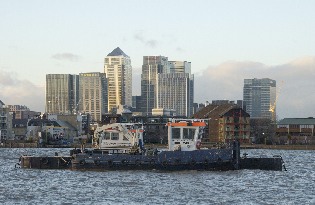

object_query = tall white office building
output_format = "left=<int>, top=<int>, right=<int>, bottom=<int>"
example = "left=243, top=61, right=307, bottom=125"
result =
left=243, top=78, right=277, bottom=121
left=104, top=47, right=132, bottom=112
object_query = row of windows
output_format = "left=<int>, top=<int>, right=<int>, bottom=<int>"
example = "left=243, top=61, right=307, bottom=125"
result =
left=171, top=128, right=197, bottom=140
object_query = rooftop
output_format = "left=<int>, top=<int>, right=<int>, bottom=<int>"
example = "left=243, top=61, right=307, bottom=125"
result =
left=107, top=47, right=129, bottom=57
left=278, top=118, right=315, bottom=125
left=193, top=104, right=237, bottom=119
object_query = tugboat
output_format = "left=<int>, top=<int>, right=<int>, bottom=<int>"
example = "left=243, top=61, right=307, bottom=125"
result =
left=71, top=118, right=240, bottom=171
left=19, top=118, right=285, bottom=171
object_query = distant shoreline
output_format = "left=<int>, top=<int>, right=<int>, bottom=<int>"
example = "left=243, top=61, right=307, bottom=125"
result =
left=1, top=142, right=315, bottom=150
left=240, top=144, right=315, bottom=150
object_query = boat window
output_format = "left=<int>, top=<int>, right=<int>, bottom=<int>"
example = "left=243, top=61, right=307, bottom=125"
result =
left=104, top=132, right=110, bottom=140
left=172, top=128, right=180, bottom=139
left=111, top=133, right=119, bottom=140
left=183, top=128, right=195, bottom=139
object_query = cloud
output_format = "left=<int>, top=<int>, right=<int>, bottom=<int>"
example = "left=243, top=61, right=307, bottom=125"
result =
left=134, top=32, right=158, bottom=48
left=51, top=53, right=80, bottom=62
left=194, top=56, right=315, bottom=119
left=0, top=70, right=44, bottom=112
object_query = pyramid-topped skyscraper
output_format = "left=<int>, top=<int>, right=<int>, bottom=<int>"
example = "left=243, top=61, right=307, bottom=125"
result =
left=104, top=47, right=132, bottom=112
left=107, top=47, right=129, bottom=57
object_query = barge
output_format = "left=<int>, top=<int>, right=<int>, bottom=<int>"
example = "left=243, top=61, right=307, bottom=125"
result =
left=18, top=119, right=285, bottom=171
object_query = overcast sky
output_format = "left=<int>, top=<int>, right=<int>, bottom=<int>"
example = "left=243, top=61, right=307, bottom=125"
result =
left=0, top=0, right=314, bottom=119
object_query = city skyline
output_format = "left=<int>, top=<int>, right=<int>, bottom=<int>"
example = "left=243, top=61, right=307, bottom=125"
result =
left=1, top=1, right=314, bottom=119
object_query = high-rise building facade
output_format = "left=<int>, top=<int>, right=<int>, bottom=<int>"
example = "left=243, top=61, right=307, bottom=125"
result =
left=169, top=61, right=191, bottom=74
left=157, top=61, right=194, bottom=117
left=140, top=56, right=168, bottom=115
left=157, top=73, right=194, bottom=117
left=46, top=74, right=79, bottom=114
left=132, top=96, right=141, bottom=112
left=104, top=47, right=132, bottom=112
left=78, top=72, right=107, bottom=122
left=243, top=78, right=276, bottom=120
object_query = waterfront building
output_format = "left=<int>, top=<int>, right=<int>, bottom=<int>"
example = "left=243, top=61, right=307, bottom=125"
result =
left=243, top=78, right=276, bottom=121
left=194, top=103, right=250, bottom=143
left=0, top=101, right=13, bottom=141
left=12, top=119, right=28, bottom=140
left=26, top=118, right=78, bottom=144
left=104, top=47, right=132, bottom=112
left=276, top=117, right=315, bottom=145
left=46, top=74, right=79, bottom=114
left=78, top=72, right=107, bottom=122
left=140, top=56, right=168, bottom=115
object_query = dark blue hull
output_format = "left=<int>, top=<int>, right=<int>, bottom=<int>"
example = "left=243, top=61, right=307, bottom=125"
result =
left=19, top=140, right=284, bottom=171
left=71, top=149, right=238, bottom=171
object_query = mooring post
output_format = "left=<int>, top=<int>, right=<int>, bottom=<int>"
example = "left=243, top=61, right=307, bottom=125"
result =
left=233, top=140, right=240, bottom=170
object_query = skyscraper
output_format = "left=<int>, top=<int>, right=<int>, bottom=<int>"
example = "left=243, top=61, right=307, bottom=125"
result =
left=157, top=61, right=194, bottom=117
left=169, top=61, right=191, bottom=74
left=79, top=72, right=108, bottom=122
left=140, top=56, right=168, bottom=115
left=243, top=78, right=276, bottom=120
left=104, top=47, right=132, bottom=112
left=46, top=74, right=79, bottom=114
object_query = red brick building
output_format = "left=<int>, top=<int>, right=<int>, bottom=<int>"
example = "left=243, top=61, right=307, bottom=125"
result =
left=194, top=104, right=250, bottom=143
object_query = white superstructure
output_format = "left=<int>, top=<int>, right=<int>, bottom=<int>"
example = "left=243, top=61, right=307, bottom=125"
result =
left=166, top=119, right=207, bottom=151
left=93, top=123, right=144, bottom=153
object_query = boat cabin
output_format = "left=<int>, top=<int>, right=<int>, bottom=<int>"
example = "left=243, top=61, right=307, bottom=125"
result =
left=166, top=119, right=207, bottom=151
left=93, top=123, right=144, bottom=153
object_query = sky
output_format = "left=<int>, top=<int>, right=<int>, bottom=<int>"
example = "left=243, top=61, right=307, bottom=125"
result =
left=0, top=0, right=314, bottom=119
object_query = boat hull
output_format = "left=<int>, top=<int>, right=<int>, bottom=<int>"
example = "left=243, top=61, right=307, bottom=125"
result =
left=19, top=156, right=72, bottom=169
left=71, top=149, right=237, bottom=171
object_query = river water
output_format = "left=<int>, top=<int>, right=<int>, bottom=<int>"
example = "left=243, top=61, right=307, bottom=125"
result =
left=0, top=148, right=314, bottom=205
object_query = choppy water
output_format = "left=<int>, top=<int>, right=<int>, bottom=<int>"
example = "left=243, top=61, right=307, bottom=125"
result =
left=0, top=148, right=314, bottom=205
